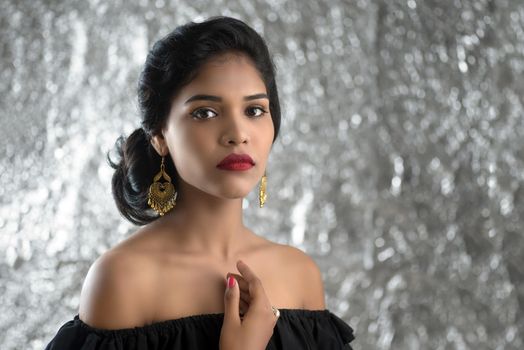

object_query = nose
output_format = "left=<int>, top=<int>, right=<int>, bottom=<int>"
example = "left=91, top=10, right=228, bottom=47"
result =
left=220, top=111, right=250, bottom=146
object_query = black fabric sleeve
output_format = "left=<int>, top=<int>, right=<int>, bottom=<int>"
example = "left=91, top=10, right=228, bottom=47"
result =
left=44, top=309, right=354, bottom=350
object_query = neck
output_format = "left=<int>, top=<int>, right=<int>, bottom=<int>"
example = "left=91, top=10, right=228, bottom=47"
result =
left=156, top=177, right=253, bottom=261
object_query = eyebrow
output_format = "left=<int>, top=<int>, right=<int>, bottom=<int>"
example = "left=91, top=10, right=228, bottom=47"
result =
left=184, top=93, right=269, bottom=104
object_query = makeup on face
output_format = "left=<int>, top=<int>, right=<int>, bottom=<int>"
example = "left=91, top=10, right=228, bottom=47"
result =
left=217, top=153, right=255, bottom=171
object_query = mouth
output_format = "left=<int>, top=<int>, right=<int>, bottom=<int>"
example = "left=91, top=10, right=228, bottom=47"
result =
left=217, top=153, right=255, bottom=171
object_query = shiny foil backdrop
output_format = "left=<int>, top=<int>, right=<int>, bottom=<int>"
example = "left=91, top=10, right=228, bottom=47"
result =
left=1, top=0, right=523, bottom=349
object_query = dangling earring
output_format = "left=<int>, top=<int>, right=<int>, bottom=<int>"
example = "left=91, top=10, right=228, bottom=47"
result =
left=259, top=170, right=267, bottom=208
left=148, top=155, right=178, bottom=216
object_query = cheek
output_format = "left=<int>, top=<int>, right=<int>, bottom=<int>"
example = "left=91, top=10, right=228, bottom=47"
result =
left=170, top=119, right=200, bottom=148
left=169, top=125, right=211, bottom=169
left=261, top=116, right=275, bottom=147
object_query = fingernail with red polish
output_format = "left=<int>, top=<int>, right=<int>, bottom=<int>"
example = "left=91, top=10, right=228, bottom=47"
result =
left=227, top=276, right=236, bottom=288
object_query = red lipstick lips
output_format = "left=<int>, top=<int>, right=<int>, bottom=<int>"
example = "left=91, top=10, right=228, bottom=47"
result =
left=217, top=153, right=255, bottom=171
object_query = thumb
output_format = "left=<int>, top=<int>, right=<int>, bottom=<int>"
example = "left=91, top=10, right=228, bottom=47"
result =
left=223, top=275, right=241, bottom=327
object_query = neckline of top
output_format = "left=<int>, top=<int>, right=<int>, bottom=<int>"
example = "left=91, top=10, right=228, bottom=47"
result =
left=73, top=308, right=333, bottom=336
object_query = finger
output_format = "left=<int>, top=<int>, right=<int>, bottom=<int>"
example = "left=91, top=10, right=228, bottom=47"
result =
left=239, top=298, right=249, bottom=315
left=236, top=260, right=259, bottom=283
left=223, top=276, right=240, bottom=327
left=226, top=273, right=252, bottom=304
left=239, top=290, right=251, bottom=304
left=227, top=272, right=249, bottom=293
left=236, top=260, right=267, bottom=305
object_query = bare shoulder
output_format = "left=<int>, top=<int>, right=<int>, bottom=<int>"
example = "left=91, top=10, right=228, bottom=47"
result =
left=270, top=242, right=326, bottom=310
left=78, top=246, right=157, bottom=329
left=269, top=242, right=320, bottom=273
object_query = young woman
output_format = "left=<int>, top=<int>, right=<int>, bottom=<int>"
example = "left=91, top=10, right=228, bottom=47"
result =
left=44, top=16, right=355, bottom=350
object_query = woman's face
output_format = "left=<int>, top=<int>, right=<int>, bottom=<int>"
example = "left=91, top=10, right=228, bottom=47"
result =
left=153, top=52, right=274, bottom=200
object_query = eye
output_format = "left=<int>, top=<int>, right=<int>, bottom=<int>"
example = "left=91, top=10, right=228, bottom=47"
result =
left=246, top=106, right=268, bottom=118
left=190, top=108, right=217, bottom=120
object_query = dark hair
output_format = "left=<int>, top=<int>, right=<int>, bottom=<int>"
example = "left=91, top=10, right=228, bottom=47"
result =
left=106, top=16, right=282, bottom=226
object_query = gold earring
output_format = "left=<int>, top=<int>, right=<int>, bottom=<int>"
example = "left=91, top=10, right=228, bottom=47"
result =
left=259, top=170, right=267, bottom=208
left=147, top=155, right=178, bottom=216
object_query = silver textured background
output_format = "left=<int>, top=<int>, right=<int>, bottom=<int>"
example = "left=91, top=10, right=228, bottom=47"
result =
left=1, top=0, right=523, bottom=349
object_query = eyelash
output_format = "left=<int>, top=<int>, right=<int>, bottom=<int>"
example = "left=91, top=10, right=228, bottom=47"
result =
left=190, top=106, right=268, bottom=120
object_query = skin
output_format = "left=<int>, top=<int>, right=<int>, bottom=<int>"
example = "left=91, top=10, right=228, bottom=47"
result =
left=220, top=260, right=279, bottom=350
left=78, top=51, right=325, bottom=333
left=149, top=51, right=274, bottom=262
left=149, top=51, right=276, bottom=319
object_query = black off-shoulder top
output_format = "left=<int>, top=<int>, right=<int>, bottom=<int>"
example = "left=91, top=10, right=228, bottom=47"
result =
left=44, top=308, right=355, bottom=349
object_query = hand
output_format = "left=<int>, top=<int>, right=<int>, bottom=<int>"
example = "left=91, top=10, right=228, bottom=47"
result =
left=225, top=271, right=250, bottom=318
left=219, top=260, right=279, bottom=350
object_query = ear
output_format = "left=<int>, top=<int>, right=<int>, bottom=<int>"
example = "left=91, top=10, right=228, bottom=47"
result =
left=150, top=133, right=168, bottom=157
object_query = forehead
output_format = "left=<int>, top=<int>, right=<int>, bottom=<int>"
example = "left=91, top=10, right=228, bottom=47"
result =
left=185, top=52, right=266, bottom=91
